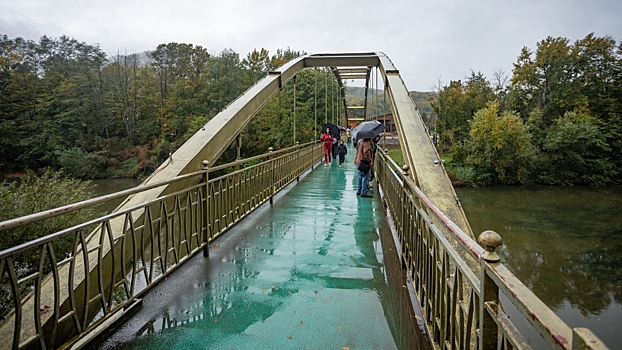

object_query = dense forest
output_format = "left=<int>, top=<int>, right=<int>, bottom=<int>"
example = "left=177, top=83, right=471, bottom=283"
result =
left=2, top=33, right=621, bottom=188
left=0, top=35, right=345, bottom=180
left=431, top=33, right=622, bottom=187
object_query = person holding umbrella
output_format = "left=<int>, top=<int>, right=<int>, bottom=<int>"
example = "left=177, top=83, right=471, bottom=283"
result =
left=351, top=120, right=385, bottom=147
left=354, top=138, right=374, bottom=197
left=321, top=127, right=333, bottom=166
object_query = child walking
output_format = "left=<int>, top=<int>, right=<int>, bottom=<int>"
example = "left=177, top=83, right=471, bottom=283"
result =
left=337, top=139, right=348, bottom=167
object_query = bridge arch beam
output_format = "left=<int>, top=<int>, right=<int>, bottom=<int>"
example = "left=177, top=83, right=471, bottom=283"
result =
left=121, top=52, right=472, bottom=237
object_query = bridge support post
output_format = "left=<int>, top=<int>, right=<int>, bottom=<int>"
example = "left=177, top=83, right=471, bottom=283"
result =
left=478, top=230, right=503, bottom=350
left=269, top=147, right=274, bottom=205
left=203, top=160, right=210, bottom=258
left=400, top=164, right=409, bottom=270
left=310, top=142, right=314, bottom=170
left=296, top=141, right=300, bottom=182
left=236, top=134, right=242, bottom=171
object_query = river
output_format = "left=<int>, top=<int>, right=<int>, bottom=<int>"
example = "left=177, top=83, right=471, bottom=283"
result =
left=90, top=178, right=142, bottom=214
left=455, top=185, right=622, bottom=347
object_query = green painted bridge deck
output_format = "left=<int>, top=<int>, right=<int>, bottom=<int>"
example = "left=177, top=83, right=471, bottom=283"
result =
left=98, top=148, right=430, bottom=349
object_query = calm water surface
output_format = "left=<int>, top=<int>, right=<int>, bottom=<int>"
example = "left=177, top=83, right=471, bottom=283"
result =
left=456, top=185, right=622, bottom=347
left=90, top=178, right=142, bottom=213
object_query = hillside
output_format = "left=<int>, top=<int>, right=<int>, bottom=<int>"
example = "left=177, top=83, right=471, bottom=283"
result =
left=344, top=86, right=434, bottom=119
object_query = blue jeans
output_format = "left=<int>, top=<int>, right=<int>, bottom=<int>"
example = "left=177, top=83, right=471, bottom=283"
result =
left=357, top=169, right=370, bottom=195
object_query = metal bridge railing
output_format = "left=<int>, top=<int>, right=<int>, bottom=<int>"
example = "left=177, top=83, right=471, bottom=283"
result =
left=375, top=149, right=608, bottom=350
left=0, top=141, right=322, bottom=350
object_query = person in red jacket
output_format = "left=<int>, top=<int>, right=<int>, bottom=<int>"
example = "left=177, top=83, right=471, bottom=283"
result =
left=321, top=127, right=333, bottom=166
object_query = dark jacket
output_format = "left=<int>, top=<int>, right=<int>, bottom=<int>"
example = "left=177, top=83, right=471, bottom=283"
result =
left=337, top=144, right=347, bottom=156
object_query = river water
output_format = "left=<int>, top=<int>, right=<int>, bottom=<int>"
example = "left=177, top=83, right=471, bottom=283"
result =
left=455, top=185, right=622, bottom=347
left=90, top=178, right=142, bottom=213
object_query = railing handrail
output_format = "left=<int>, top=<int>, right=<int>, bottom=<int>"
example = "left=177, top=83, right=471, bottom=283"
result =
left=0, top=141, right=324, bottom=350
left=209, top=140, right=318, bottom=172
left=0, top=181, right=207, bottom=259
left=0, top=170, right=204, bottom=233
left=376, top=149, right=609, bottom=349
left=0, top=141, right=319, bottom=234
left=381, top=151, right=484, bottom=259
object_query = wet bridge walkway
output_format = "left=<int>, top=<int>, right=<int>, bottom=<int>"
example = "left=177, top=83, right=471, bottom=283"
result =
left=99, top=147, right=430, bottom=349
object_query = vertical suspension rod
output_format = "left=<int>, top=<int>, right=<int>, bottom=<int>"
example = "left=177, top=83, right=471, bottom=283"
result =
left=314, top=68, right=317, bottom=137
left=293, top=75, right=297, bottom=146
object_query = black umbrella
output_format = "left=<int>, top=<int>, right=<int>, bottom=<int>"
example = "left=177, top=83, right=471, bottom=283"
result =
left=320, top=123, right=340, bottom=138
left=351, top=120, right=385, bottom=144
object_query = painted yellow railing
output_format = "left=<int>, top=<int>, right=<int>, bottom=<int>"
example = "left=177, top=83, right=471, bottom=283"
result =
left=375, top=149, right=608, bottom=350
left=0, top=141, right=322, bottom=350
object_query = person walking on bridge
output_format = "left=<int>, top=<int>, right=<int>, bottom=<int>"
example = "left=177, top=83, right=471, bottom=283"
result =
left=337, top=139, right=347, bottom=167
left=354, top=138, right=373, bottom=197
left=321, top=127, right=333, bottom=166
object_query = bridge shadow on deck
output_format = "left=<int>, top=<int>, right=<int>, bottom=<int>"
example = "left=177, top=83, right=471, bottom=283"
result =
left=98, top=146, right=431, bottom=350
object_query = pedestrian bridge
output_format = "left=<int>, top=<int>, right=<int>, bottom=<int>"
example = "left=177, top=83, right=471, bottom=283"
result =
left=98, top=146, right=430, bottom=349
left=0, top=53, right=609, bottom=349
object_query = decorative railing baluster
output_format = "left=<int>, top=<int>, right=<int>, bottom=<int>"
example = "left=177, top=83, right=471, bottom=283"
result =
left=376, top=150, right=608, bottom=350
left=0, top=142, right=321, bottom=349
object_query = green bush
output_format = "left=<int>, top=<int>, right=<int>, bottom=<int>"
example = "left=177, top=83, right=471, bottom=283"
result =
left=537, top=112, right=615, bottom=186
left=119, top=157, right=138, bottom=176
left=449, top=102, right=535, bottom=186
left=0, top=169, right=98, bottom=251
left=57, top=147, right=109, bottom=179
left=188, top=115, right=208, bottom=136
left=0, top=169, right=99, bottom=317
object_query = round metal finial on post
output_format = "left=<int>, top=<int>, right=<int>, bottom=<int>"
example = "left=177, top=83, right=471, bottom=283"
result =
left=478, top=230, right=503, bottom=262
left=202, top=160, right=209, bottom=170
left=402, top=164, right=409, bottom=176
left=268, top=147, right=273, bottom=153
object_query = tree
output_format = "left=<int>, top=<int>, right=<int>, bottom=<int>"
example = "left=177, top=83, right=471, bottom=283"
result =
left=0, top=36, right=31, bottom=170
left=148, top=43, right=213, bottom=146
left=509, top=33, right=622, bottom=183
left=431, top=71, right=494, bottom=148
left=242, top=48, right=270, bottom=84
left=11, top=36, right=108, bottom=169
left=450, top=102, right=534, bottom=186
left=537, top=111, right=615, bottom=186
left=513, top=36, right=580, bottom=122
left=106, top=51, right=140, bottom=143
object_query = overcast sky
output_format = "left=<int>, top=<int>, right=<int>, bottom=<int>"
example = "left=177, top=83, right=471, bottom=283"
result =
left=1, top=0, right=621, bottom=91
